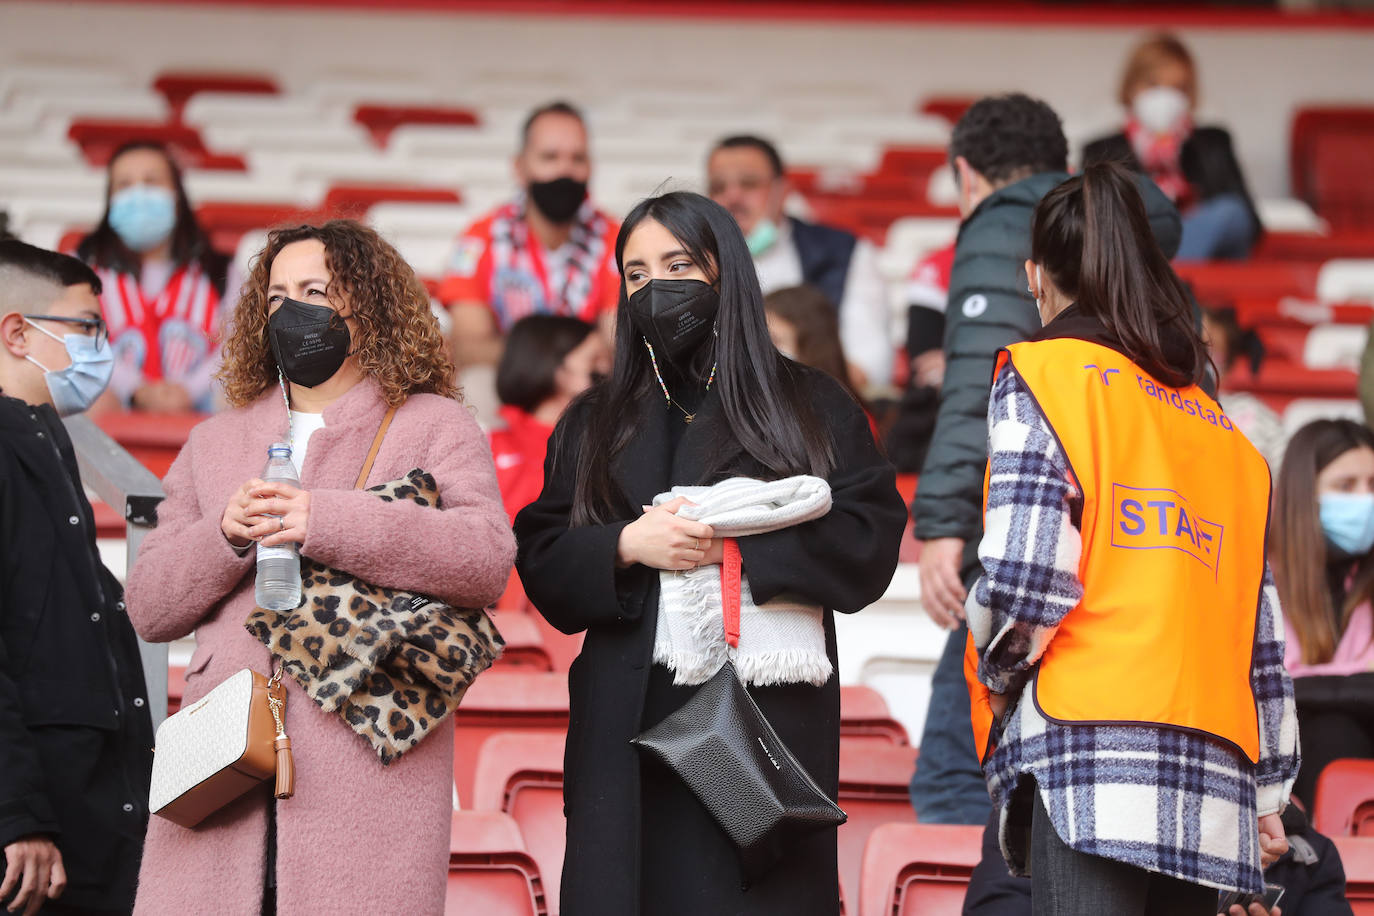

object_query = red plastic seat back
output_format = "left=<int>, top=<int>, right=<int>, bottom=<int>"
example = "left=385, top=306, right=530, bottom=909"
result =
left=858, top=823, right=982, bottom=916
left=839, top=743, right=920, bottom=912
left=1333, top=835, right=1374, bottom=916
left=447, top=810, right=548, bottom=916
left=473, top=732, right=568, bottom=915
left=453, top=672, right=568, bottom=809
left=1313, top=757, right=1374, bottom=837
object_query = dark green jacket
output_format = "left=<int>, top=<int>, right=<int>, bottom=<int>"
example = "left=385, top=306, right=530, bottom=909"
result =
left=911, top=171, right=1183, bottom=579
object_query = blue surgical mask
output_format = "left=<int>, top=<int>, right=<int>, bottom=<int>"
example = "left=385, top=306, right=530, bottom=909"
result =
left=25, top=320, right=115, bottom=416
left=1319, top=492, right=1374, bottom=556
left=746, top=218, right=779, bottom=257
left=108, top=185, right=177, bottom=252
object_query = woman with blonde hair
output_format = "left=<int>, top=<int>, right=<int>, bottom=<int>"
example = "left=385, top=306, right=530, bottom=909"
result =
left=126, top=220, right=514, bottom=913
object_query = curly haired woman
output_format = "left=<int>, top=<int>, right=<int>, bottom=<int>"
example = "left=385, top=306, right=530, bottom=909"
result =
left=126, top=221, right=515, bottom=914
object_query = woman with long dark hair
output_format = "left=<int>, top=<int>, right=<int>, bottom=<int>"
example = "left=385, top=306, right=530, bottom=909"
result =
left=1271, top=418, right=1374, bottom=809
left=964, top=162, right=1298, bottom=915
left=76, top=140, right=231, bottom=412
left=514, top=191, right=906, bottom=915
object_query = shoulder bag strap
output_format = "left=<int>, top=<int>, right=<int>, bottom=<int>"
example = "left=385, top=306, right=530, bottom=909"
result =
left=354, top=406, right=398, bottom=490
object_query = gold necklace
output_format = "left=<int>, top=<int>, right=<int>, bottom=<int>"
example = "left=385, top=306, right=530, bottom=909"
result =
left=669, top=399, right=695, bottom=424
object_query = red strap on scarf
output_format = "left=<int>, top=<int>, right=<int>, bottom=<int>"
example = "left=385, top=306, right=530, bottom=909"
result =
left=720, top=538, right=742, bottom=648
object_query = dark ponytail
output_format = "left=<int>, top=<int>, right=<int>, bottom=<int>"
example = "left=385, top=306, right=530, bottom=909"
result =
left=1030, top=161, right=1207, bottom=388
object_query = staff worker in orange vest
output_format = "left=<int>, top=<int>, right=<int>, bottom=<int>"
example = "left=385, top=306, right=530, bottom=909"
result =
left=963, top=162, right=1299, bottom=916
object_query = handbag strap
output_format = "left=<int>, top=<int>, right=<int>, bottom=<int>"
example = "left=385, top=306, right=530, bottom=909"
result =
left=720, top=538, right=742, bottom=649
left=353, top=406, right=398, bottom=490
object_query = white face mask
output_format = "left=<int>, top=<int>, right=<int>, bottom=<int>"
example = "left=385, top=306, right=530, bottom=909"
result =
left=1132, top=86, right=1190, bottom=135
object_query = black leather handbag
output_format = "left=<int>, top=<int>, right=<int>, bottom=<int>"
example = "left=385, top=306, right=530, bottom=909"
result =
left=631, top=660, right=847, bottom=883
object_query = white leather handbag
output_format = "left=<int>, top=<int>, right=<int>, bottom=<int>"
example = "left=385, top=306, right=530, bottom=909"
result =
left=149, top=667, right=294, bottom=828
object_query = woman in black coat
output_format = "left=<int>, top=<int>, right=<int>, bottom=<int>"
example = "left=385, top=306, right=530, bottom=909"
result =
left=514, top=191, right=906, bottom=916
left=1082, top=32, right=1262, bottom=261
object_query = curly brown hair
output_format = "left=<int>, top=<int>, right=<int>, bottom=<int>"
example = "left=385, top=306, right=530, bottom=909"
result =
left=218, top=220, right=458, bottom=408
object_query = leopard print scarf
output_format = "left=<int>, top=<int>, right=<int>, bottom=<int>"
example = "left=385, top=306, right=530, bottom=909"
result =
left=245, top=469, right=504, bottom=764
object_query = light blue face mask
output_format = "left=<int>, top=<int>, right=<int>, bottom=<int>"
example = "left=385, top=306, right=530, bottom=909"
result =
left=1319, top=491, right=1374, bottom=556
left=108, top=184, right=177, bottom=253
left=25, top=321, right=115, bottom=417
left=746, top=218, right=779, bottom=257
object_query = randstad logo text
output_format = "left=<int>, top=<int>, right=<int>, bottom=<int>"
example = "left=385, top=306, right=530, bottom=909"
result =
left=1110, top=483, right=1224, bottom=577
left=1134, top=375, right=1235, bottom=430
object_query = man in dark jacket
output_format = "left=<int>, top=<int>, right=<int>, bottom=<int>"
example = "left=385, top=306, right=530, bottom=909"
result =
left=0, top=240, right=153, bottom=915
left=909, top=94, right=1183, bottom=825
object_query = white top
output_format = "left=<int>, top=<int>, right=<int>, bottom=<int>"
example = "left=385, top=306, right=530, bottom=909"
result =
left=752, top=220, right=893, bottom=389
left=289, top=410, right=328, bottom=479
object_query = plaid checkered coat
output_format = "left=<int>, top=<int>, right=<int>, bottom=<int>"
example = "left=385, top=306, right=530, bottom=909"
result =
left=968, top=358, right=1300, bottom=895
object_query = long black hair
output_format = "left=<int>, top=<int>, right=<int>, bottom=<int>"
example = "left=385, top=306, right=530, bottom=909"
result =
left=1030, top=161, right=1208, bottom=388
left=75, top=140, right=229, bottom=292
left=569, top=191, right=834, bottom=526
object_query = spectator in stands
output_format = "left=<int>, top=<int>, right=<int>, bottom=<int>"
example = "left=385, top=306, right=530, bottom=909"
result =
left=1083, top=33, right=1262, bottom=261
left=439, top=101, right=620, bottom=369
left=967, top=162, right=1297, bottom=914
left=76, top=140, right=233, bottom=414
left=515, top=191, right=905, bottom=915
left=909, top=92, right=1183, bottom=828
left=762, top=284, right=876, bottom=435
left=125, top=220, right=513, bottom=914
left=0, top=240, right=153, bottom=916
left=1202, top=305, right=1286, bottom=467
left=886, top=241, right=955, bottom=472
left=490, top=314, right=609, bottom=522
left=1271, top=418, right=1374, bottom=810
left=707, top=135, right=892, bottom=391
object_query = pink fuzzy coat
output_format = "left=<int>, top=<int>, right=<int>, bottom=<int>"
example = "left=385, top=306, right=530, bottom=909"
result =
left=126, top=377, right=515, bottom=915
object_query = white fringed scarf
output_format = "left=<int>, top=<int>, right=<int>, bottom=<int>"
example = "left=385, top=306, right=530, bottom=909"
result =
left=651, top=476, right=833, bottom=687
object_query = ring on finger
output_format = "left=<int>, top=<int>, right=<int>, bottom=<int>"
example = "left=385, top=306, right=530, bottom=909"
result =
left=278, top=517, right=285, bottom=532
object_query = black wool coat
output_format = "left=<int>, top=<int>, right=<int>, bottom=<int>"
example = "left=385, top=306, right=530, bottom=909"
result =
left=0, top=396, right=153, bottom=911
left=514, top=367, right=907, bottom=916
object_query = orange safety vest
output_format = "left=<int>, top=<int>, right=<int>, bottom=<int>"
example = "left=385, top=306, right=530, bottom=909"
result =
left=965, top=337, right=1270, bottom=764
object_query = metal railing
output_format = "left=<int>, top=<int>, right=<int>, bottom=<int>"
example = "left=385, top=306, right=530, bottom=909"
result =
left=63, top=414, right=168, bottom=726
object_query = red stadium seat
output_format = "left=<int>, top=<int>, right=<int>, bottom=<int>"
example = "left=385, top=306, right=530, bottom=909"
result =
left=1175, top=261, right=1320, bottom=304
left=93, top=411, right=204, bottom=479
left=194, top=201, right=319, bottom=253
left=447, top=810, right=549, bottom=916
left=453, top=671, right=569, bottom=810
left=1229, top=297, right=1374, bottom=329
left=877, top=146, right=949, bottom=180
left=472, top=732, right=567, bottom=915
left=839, top=743, right=920, bottom=912
left=1222, top=360, right=1357, bottom=401
left=67, top=120, right=246, bottom=170
left=321, top=183, right=462, bottom=219
left=1334, top=836, right=1374, bottom=916
left=167, top=665, right=186, bottom=715
left=858, top=823, right=983, bottom=916
left=1291, top=107, right=1374, bottom=230
left=1253, top=230, right=1374, bottom=262
left=354, top=104, right=480, bottom=146
left=152, top=71, right=279, bottom=122
left=840, top=685, right=910, bottom=746
left=489, top=612, right=554, bottom=672
left=1313, top=758, right=1374, bottom=837
left=918, top=96, right=977, bottom=127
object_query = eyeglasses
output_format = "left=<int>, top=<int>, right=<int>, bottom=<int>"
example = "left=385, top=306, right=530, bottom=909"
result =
left=24, top=315, right=109, bottom=348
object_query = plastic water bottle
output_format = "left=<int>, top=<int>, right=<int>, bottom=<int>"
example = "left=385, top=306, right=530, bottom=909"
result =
left=255, top=442, right=302, bottom=611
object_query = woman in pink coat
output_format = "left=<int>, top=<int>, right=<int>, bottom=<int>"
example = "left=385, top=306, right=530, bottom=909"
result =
left=126, top=220, right=515, bottom=914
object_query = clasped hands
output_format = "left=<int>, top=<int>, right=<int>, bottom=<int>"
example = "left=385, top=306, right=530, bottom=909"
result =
left=221, top=478, right=312, bottom=550
left=616, top=496, right=725, bottom=570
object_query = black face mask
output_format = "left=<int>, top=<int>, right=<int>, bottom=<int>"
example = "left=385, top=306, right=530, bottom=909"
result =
left=627, top=279, right=719, bottom=364
left=268, top=297, right=351, bottom=388
left=528, top=177, right=587, bottom=224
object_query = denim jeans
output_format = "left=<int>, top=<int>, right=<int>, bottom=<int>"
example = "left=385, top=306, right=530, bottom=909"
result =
left=909, top=623, right=992, bottom=825
left=1176, top=193, right=1257, bottom=261
left=1029, top=791, right=1216, bottom=916
left=964, top=807, right=1032, bottom=916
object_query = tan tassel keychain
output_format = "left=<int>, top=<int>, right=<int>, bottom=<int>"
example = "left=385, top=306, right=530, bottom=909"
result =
left=266, top=668, right=295, bottom=799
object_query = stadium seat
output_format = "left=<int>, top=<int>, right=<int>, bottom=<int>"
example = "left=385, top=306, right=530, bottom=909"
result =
left=321, top=183, right=462, bottom=218
left=1333, top=835, right=1374, bottom=916
left=1313, top=758, right=1374, bottom=837
left=167, top=665, right=186, bottom=715
left=354, top=103, right=481, bottom=146
left=838, top=742, right=920, bottom=912
left=453, top=671, right=569, bottom=810
left=92, top=411, right=205, bottom=479
left=66, top=120, right=246, bottom=170
left=195, top=201, right=319, bottom=253
left=918, top=96, right=977, bottom=127
left=858, top=823, right=983, bottom=916
left=152, top=72, right=279, bottom=122
left=447, top=810, right=549, bottom=916
left=1175, top=261, right=1320, bottom=303
left=472, top=732, right=567, bottom=915
left=1291, top=107, right=1374, bottom=231
left=488, top=612, right=554, bottom=672
left=1318, top=259, right=1374, bottom=303
left=1280, top=398, right=1364, bottom=436
left=840, top=685, right=911, bottom=746
left=1222, top=360, right=1357, bottom=402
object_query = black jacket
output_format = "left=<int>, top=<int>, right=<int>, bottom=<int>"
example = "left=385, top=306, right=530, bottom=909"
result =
left=789, top=216, right=859, bottom=310
left=911, top=171, right=1182, bottom=580
left=0, top=396, right=153, bottom=911
left=1083, top=126, right=1263, bottom=244
left=514, top=366, right=906, bottom=915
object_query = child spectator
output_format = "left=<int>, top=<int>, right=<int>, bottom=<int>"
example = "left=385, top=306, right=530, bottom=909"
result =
left=1272, top=418, right=1374, bottom=809
left=76, top=140, right=233, bottom=413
